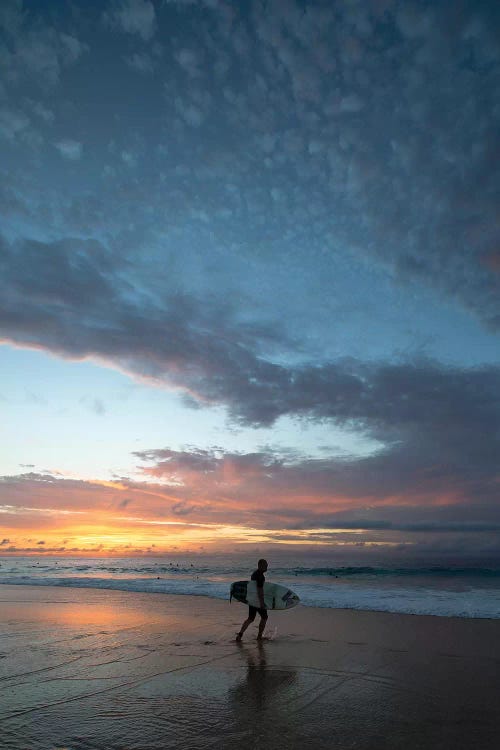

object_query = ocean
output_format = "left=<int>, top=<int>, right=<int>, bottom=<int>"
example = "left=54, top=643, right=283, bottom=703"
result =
left=1, top=555, right=500, bottom=619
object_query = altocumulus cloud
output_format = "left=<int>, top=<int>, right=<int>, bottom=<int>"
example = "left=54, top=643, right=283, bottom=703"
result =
left=103, top=0, right=157, bottom=41
left=0, top=1, right=87, bottom=88
left=0, top=0, right=499, bottom=326
left=55, top=139, right=82, bottom=160
left=0, top=0, right=499, bottom=559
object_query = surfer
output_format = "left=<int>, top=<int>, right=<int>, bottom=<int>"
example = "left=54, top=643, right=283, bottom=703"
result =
left=236, top=559, right=268, bottom=641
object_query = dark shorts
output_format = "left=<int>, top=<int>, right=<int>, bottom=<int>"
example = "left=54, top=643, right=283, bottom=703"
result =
left=249, top=605, right=268, bottom=619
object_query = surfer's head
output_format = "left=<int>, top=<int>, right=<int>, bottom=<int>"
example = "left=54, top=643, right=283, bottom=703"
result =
left=257, top=558, right=268, bottom=571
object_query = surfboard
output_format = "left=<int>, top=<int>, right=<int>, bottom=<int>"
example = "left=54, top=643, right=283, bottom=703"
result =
left=230, top=580, right=300, bottom=610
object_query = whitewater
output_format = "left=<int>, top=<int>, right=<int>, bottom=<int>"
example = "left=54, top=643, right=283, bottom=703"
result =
left=1, top=555, right=500, bottom=619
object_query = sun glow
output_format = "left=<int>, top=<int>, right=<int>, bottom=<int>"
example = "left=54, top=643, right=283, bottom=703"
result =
left=1, top=514, right=408, bottom=555
left=0, top=472, right=446, bottom=556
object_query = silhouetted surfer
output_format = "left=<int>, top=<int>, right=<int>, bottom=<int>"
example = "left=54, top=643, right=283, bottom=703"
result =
left=236, top=559, right=268, bottom=641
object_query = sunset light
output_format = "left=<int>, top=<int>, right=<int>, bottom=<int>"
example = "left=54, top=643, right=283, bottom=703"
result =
left=0, top=0, right=498, bottom=590
left=1, top=2, right=500, bottom=747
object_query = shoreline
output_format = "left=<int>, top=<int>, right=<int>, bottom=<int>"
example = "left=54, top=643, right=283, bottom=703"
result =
left=0, top=577, right=499, bottom=621
left=1, top=585, right=500, bottom=749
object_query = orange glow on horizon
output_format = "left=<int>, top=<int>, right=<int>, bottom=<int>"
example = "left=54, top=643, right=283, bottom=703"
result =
left=0, top=515, right=416, bottom=555
left=0, top=465, right=465, bottom=556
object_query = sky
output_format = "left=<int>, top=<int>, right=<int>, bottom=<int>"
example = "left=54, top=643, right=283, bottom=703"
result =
left=0, top=0, right=499, bottom=560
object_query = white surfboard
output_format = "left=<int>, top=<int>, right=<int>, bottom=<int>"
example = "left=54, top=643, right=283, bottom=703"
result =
left=230, top=580, right=300, bottom=610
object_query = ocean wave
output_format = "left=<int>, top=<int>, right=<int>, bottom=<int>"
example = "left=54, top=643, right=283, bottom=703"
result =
left=1, top=575, right=499, bottom=619
left=4, top=559, right=499, bottom=579
left=284, top=566, right=500, bottom=578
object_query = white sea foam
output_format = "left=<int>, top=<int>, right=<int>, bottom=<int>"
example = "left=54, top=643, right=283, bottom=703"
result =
left=1, top=569, right=499, bottom=619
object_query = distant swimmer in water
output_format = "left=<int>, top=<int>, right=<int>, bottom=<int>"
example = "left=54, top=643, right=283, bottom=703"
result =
left=236, top=559, right=268, bottom=642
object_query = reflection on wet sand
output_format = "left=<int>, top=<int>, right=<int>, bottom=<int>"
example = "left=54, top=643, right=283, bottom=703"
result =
left=0, top=597, right=151, bottom=629
left=229, top=640, right=298, bottom=737
left=2, top=586, right=500, bottom=750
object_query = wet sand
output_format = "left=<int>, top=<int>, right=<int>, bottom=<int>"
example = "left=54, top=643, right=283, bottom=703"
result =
left=1, top=585, right=499, bottom=749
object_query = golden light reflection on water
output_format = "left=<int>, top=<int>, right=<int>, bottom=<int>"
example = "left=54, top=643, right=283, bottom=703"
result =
left=56, top=604, right=148, bottom=627
left=3, top=599, right=148, bottom=628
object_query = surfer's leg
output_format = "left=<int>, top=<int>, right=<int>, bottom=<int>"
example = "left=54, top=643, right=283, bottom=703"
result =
left=236, top=607, right=256, bottom=641
left=257, top=609, right=268, bottom=639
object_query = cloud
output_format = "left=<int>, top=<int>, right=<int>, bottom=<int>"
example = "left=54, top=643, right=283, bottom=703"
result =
left=134, top=398, right=500, bottom=515
left=156, top=0, right=499, bottom=328
left=173, top=97, right=206, bottom=128
left=0, top=546, right=97, bottom=554
left=1, top=235, right=499, bottom=484
left=59, top=33, right=87, bottom=64
left=92, top=398, right=106, bottom=416
left=2, top=1, right=499, bottom=331
left=1, top=457, right=499, bottom=558
left=0, top=107, right=30, bottom=141
left=55, top=139, right=82, bottom=160
left=0, top=538, right=10, bottom=545
left=1, top=1, right=499, bottom=561
left=125, top=52, right=154, bottom=74
left=0, top=4, right=87, bottom=88
left=80, top=396, right=106, bottom=416
left=175, top=47, right=203, bottom=77
left=339, top=93, right=364, bottom=113
left=121, top=149, right=138, bottom=166
left=0, top=0, right=24, bottom=36
left=26, top=100, right=54, bottom=123
left=0, top=234, right=114, bottom=311
left=104, top=0, right=156, bottom=41
left=171, top=500, right=205, bottom=516
left=396, top=3, right=433, bottom=39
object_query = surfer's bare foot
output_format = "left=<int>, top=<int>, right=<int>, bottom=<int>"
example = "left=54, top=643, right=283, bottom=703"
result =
left=235, top=632, right=243, bottom=642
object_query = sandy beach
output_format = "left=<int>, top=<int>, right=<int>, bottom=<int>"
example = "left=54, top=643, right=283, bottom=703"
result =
left=1, top=585, right=499, bottom=749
